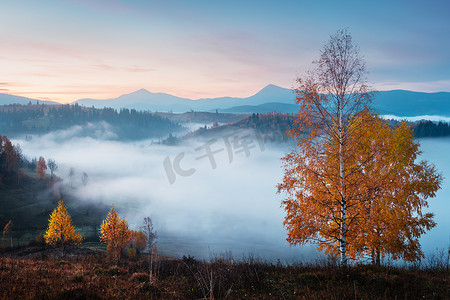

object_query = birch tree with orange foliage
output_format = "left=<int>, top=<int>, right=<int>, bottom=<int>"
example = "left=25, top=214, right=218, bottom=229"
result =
left=278, top=29, right=372, bottom=266
left=100, top=206, right=134, bottom=261
left=44, top=200, right=83, bottom=254
left=278, top=29, right=442, bottom=266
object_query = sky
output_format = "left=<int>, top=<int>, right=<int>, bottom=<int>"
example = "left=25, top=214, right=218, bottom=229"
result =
left=1, top=0, right=450, bottom=103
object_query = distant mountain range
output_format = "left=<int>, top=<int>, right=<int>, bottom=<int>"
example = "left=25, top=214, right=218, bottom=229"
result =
left=2, top=85, right=450, bottom=117
left=74, top=84, right=295, bottom=113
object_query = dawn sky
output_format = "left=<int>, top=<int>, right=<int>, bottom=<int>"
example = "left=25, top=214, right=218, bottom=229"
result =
left=1, top=0, right=450, bottom=103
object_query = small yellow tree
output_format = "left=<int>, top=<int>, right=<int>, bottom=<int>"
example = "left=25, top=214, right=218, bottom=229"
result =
left=44, top=200, right=83, bottom=251
left=100, top=206, right=133, bottom=261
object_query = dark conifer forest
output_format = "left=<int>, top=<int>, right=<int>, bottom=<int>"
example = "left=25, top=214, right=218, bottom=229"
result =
left=0, top=104, right=182, bottom=140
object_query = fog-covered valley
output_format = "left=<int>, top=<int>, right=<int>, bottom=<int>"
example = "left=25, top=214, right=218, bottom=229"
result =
left=12, top=123, right=450, bottom=263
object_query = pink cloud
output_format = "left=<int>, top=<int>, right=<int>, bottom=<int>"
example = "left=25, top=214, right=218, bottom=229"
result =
left=126, top=66, right=155, bottom=73
left=89, top=63, right=156, bottom=73
left=91, top=64, right=116, bottom=71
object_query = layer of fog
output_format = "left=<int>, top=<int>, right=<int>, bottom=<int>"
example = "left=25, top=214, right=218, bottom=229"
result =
left=381, top=114, right=450, bottom=123
left=415, top=138, right=450, bottom=255
left=14, top=126, right=318, bottom=262
left=13, top=126, right=450, bottom=262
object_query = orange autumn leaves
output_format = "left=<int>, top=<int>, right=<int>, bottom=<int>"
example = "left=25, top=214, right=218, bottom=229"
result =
left=99, top=206, right=134, bottom=261
left=278, top=110, right=442, bottom=262
left=35, top=157, right=47, bottom=180
left=44, top=203, right=146, bottom=261
left=348, top=112, right=441, bottom=262
left=99, top=207, right=148, bottom=261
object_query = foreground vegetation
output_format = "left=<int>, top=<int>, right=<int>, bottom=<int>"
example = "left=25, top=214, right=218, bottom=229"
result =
left=0, top=247, right=448, bottom=299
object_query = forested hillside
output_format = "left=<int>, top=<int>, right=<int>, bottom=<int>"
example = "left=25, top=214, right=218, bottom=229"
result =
left=413, top=120, right=450, bottom=137
left=0, top=134, right=108, bottom=238
left=0, top=104, right=182, bottom=140
left=183, top=113, right=450, bottom=143
left=0, top=135, right=23, bottom=186
left=183, top=112, right=297, bottom=143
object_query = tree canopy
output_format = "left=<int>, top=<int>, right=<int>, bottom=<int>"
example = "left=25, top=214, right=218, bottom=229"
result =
left=44, top=200, right=83, bottom=247
left=348, top=111, right=442, bottom=263
left=35, top=157, right=47, bottom=180
left=100, top=206, right=134, bottom=261
left=0, top=135, right=23, bottom=185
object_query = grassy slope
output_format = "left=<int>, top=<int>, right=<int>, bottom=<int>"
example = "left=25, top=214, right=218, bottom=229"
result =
left=0, top=254, right=448, bottom=299
left=0, top=170, right=109, bottom=243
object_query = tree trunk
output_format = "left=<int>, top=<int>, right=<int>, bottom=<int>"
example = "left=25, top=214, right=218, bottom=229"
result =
left=339, top=99, right=348, bottom=267
left=370, top=248, right=381, bottom=265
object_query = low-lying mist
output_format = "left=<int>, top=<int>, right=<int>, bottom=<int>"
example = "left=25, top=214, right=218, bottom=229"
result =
left=12, top=125, right=450, bottom=263
left=414, top=138, right=450, bottom=255
left=13, top=125, right=318, bottom=262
